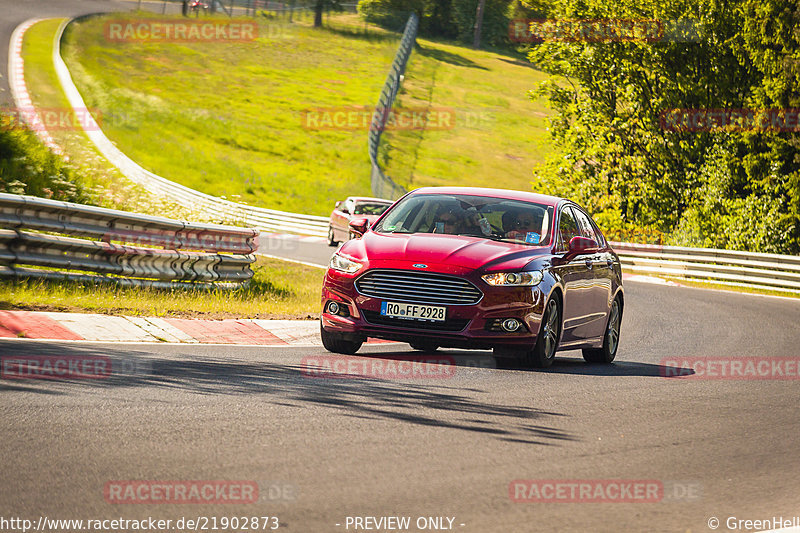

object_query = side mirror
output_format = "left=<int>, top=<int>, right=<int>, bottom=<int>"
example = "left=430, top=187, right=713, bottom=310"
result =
left=349, top=217, right=370, bottom=237
left=566, top=235, right=599, bottom=258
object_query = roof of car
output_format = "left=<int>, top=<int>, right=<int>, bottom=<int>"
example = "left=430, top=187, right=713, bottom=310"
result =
left=347, top=197, right=394, bottom=204
left=407, top=187, right=563, bottom=207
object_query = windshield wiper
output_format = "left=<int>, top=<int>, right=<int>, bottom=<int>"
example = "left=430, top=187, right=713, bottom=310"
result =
left=459, top=233, right=542, bottom=245
left=459, top=232, right=507, bottom=241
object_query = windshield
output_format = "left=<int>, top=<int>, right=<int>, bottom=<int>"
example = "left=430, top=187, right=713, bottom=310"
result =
left=373, top=193, right=554, bottom=246
left=353, top=202, right=391, bottom=215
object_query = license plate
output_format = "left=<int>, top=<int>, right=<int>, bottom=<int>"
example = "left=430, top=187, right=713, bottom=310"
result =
left=380, top=301, right=446, bottom=322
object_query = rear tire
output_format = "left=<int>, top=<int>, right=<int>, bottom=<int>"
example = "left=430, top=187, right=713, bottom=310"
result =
left=523, top=295, right=561, bottom=368
left=327, top=226, right=338, bottom=247
left=320, top=323, right=363, bottom=354
left=409, top=342, right=439, bottom=352
left=582, top=296, right=622, bottom=364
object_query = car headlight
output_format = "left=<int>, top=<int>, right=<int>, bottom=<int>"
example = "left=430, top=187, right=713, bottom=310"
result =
left=329, top=253, right=364, bottom=274
left=482, top=271, right=543, bottom=286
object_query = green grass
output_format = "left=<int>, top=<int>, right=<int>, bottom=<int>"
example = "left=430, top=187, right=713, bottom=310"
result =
left=20, top=18, right=198, bottom=218
left=383, top=40, right=553, bottom=191
left=61, top=12, right=554, bottom=215
left=0, top=256, right=324, bottom=318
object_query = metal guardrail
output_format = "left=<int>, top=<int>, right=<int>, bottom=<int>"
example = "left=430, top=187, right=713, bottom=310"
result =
left=0, top=194, right=259, bottom=289
left=611, top=241, right=800, bottom=294
left=46, top=19, right=329, bottom=238
left=368, top=13, right=418, bottom=200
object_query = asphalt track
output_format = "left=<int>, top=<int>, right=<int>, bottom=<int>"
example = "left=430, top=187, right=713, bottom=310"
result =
left=2, top=281, right=800, bottom=533
left=3, top=4, right=800, bottom=532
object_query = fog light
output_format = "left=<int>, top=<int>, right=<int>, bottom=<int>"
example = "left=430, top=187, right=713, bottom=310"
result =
left=327, top=301, right=340, bottom=314
left=501, top=318, right=522, bottom=332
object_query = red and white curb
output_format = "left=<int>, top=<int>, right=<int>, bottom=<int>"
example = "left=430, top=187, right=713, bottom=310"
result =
left=8, top=19, right=64, bottom=155
left=0, top=310, right=392, bottom=346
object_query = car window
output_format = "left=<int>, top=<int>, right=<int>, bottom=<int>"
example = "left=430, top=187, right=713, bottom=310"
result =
left=558, top=206, right=580, bottom=251
left=372, top=193, right=554, bottom=246
left=353, top=203, right=390, bottom=216
left=572, top=207, right=600, bottom=243
left=588, top=217, right=607, bottom=248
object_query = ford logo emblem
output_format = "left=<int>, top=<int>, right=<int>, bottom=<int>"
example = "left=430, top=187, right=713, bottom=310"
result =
left=412, top=264, right=428, bottom=269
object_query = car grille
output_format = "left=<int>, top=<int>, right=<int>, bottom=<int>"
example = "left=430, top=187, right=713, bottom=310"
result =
left=355, top=269, right=483, bottom=305
left=361, top=310, right=470, bottom=332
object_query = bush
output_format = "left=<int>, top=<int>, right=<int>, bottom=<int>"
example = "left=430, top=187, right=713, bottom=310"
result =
left=0, top=124, right=89, bottom=202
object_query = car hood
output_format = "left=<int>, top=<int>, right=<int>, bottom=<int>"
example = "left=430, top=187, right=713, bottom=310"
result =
left=343, top=232, right=548, bottom=272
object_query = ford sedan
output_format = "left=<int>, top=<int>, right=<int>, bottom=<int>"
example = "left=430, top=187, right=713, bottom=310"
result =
left=320, top=187, right=623, bottom=368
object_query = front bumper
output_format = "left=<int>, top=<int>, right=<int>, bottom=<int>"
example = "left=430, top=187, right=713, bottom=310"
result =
left=321, top=267, right=548, bottom=350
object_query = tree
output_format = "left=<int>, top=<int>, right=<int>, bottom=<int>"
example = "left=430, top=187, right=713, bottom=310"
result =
left=473, top=0, right=486, bottom=48
left=528, top=0, right=800, bottom=253
left=314, top=0, right=343, bottom=27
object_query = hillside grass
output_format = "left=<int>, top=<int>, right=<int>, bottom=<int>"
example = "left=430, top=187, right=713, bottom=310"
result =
left=383, top=39, right=553, bottom=190
left=20, top=18, right=194, bottom=217
left=62, top=11, right=554, bottom=215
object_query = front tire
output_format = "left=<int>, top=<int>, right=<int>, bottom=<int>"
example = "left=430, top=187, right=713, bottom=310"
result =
left=524, top=295, right=561, bottom=368
left=582, top=296, right=622, bottom=364
left=320, top=323, right=363, bottom=354
left=327, top=226, right=338, bottom=247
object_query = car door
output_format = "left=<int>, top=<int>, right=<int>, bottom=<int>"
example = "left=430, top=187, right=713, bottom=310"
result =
left=553, top=205, right=594, bottom=344
left=572, top=207, right=612, bottom=340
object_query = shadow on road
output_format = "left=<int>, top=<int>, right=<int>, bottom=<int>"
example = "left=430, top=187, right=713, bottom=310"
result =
left=369, top=347, right=693, bottom=378
left=0, top=342, right=582, bottom=446
left=499, top=356, right=695, bottom=377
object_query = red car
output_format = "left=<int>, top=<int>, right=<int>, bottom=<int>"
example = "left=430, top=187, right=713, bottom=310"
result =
left=327, top=196, right=393, bottom=246
left=320, top=187, right=623, bottom=368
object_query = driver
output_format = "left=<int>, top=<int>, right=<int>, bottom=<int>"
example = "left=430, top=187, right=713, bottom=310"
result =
left=432, top=207, right=462, bottom=234
left=505, top=210, right=543, bottom=241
